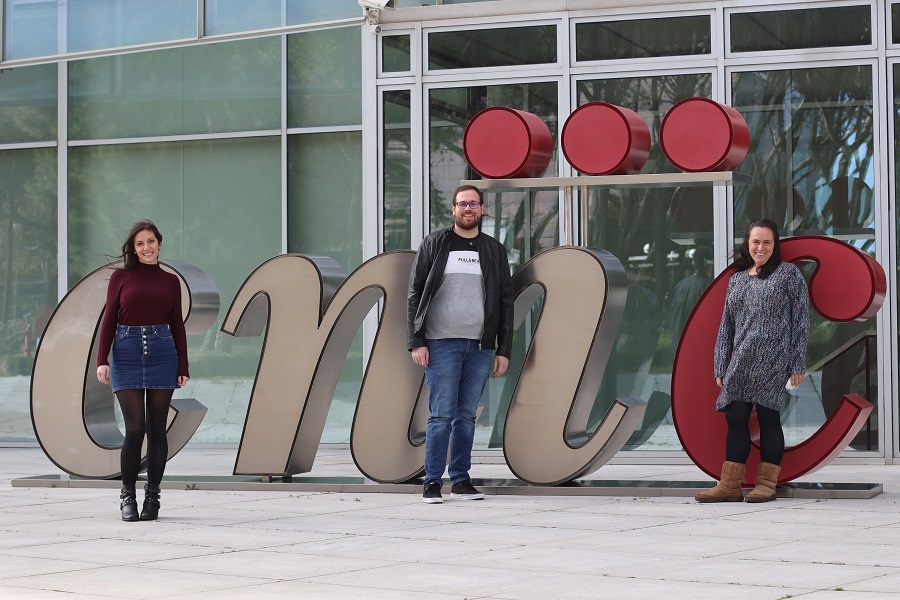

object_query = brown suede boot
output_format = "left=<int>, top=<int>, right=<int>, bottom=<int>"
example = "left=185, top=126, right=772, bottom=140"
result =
left=695, top=461, right=746, bottom=502
left=745, top=462, right=781, bottom=503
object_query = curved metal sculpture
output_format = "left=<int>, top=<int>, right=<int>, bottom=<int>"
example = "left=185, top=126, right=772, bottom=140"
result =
left=31, top=260, right=219, bottom=479
left=672, top=236, right=886, bottom=484
left=504, top=246, right=646, bottom=485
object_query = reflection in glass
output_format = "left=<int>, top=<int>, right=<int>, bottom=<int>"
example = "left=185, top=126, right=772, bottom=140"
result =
left=287, top=0, right=359, bottom=25
left=892, top=62, right=900, bottom=451
left=288, top=131, right=363, bottom=443
left=429, top=26, right=557, bottom=70
left=733, top=65, right=878, bottom=451
left=68, top=138, right=281, bottom=442
left=0, top=64, right=58, bottom=144
left=205, top=0, right=280, bottom=35
left=730, top=6, right=871, bottom=52
left=576, top=16, right=711, bottom=61
left=0, top=148, right=57, bottom=441
left=429, top=82, right=558, bottom=231
left=576, top=74, right=713, bottom=451
left=383, top=91, right=412, bottom=251
left=68, top=0, right=196, bottom=53
left=383, top=35, right=412, bottom=73
left=288, top=28, right=362, bottom=128
left=4, top=0, right=58, bottom=60
left=69, top=38, right=280, bottom=140
left=894, top=3, right=900, bottom=44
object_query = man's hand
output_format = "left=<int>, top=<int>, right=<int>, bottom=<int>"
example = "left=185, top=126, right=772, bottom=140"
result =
left=411, top=346, right=429, bottom=367
left=493, top=356, right=509, bottom=378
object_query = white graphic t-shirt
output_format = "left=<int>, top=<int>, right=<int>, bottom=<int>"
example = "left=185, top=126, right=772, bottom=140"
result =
left=424, top=231, right=485, bottom=342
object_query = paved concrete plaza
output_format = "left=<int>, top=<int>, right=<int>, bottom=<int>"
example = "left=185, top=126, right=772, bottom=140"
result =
left=2, top=445, right=900, bottom=599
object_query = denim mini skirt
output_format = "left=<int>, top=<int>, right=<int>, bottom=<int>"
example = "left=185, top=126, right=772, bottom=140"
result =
left=109, top=324, right=178, bottom=393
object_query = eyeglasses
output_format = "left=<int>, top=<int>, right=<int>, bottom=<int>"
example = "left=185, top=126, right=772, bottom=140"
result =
left=454, top=201, right=482, bottom=209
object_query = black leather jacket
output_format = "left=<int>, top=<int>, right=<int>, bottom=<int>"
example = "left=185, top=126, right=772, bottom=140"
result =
left=407, top=227, right=514, bottom=357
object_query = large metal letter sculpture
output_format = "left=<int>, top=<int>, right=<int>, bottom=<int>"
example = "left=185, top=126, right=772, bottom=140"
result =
left=221, top=252, right=429, bottom=481
left=672, top=236, right=886, bottom=484
left=504, top=247, right=647, bottom=485
left=32, top=260, right=219, bottom=479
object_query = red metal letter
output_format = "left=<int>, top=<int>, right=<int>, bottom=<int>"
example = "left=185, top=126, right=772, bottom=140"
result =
left=672, top=236, right=885, bottom=483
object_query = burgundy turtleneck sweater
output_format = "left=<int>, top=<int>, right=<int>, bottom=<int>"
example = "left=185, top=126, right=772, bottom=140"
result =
left=97, top=262, right=189, bottom=378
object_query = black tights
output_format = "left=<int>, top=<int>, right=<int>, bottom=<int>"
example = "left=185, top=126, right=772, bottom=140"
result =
left=724, top=401, right=785, bottom=465
left=116, top=389, right=174, bottom=487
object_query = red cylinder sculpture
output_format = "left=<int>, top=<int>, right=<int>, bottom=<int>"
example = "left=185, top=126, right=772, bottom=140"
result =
left=660, top=97, right=750, bottom=172
left=463, top=107, right=554, bottom=179
left=561, top=102, right=651, bottom=175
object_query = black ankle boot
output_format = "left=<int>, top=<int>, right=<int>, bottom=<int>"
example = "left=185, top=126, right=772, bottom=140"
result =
left=140, top=484, right=160, bottom=521
left=120, top=485, right=138, bottom=522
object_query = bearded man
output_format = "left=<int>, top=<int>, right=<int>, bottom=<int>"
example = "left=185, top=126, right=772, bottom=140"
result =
left=407, top=184, right=514, bottom=503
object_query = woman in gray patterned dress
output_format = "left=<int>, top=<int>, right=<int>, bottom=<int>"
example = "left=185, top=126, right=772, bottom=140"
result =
left=696, top=218, right=809, bottom=504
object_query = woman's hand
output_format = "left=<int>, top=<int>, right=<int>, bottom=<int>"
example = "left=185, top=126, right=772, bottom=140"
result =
left=790, top=373, right=805, bottom=388
left=715, top=376, right=723, bottom=389
left=97, top=366, right=110, bottom=385
left=178, top=376, right=190, bottom=387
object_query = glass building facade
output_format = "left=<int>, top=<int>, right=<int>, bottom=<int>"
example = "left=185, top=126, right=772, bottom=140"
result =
left=1, top=0, right=897, bottom=463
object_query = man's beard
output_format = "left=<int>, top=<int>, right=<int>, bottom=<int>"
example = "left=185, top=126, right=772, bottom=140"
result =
left=455, top=212, right=481, bottom=231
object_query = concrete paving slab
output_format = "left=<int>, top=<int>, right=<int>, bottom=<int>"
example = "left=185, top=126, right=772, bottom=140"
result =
left=0, top=586, right=103, bottom=599
left=171, top=581, right=467, bottom=600
left=3, top=446, right=900, bottom=599
left=0, top=565, right=276, bottom=600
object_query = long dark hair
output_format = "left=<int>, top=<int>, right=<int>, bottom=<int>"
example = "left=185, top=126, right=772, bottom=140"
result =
left=732, top=218, right=781, bottom=279
left=119, top=220, right=163, bottom=270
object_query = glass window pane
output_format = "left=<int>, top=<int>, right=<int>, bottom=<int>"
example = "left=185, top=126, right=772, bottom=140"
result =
left=4, top=0, right=58, bottom=60
left=287, top=0, right=359, bottom=25
left=428, top=25, right=557, bottom=70
left=576, top=74, right=713, bottom=452
left=730, top=6, right=871, bottom=52
left=894, top=3, right=900, bottom=44
left=205, top=0, right=280, bottom=35
left=384, top=90, right=411, bottom=251
left=733, top=65, right=877, bottom=451
left=893, top=63, right=900, bottom=450
left=576, top=16, right=711, bottom=61
left=67, top=0, right=196, bottom=53
left=429, top=82, right=558, bottom=232
left=68, top=137, right=281, bottom=443
left=288, top=28, right=362, bottom=128
left=0, top=147, right=57, bottom=442
left=382, top=35, right=411, bottom=73
left=288, top=131, right=363, bottom=444
left=0, top=64, right=58, bottom=144
left=288, top=132, right=362, bottom=272
left=69, top=37, right=281, bottom=140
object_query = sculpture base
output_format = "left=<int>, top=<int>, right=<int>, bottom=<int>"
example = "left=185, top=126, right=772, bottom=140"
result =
left=12, top=475, right=882, bottom=500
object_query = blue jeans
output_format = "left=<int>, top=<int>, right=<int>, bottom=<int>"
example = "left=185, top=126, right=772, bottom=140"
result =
left=423, top=338, right=493, bottom=486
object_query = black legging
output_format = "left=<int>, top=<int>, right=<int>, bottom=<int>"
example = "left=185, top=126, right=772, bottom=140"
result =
left=724, top=401, right=784, bottom=465
left=116, top=389, right=174, bottom=487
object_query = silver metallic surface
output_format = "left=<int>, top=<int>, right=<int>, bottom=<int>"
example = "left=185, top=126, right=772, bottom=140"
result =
left=31, top=261, right=218, bottom=479
left=222, top=252, right=428, bottom=480
left=504, top=246, right=647, bottom=485
left=463, top=171, right=750, bottom=190
left=12, top=474, right=882, bottom=500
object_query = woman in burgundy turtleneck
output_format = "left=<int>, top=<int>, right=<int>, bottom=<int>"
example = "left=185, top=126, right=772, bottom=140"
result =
left=96, top=220, right=189, bottom=522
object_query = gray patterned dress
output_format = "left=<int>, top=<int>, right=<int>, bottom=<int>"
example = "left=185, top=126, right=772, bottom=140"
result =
left=714, top=261, right=810, bottom=412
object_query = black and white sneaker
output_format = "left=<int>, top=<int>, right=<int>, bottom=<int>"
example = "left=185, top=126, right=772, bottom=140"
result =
left=422, top=481, right=443, bottom=504
left=450, top=479, right=484, bottom=500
